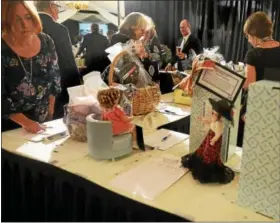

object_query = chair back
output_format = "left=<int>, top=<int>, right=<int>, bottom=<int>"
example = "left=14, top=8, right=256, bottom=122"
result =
left=86, top=114, right=113, bottom=152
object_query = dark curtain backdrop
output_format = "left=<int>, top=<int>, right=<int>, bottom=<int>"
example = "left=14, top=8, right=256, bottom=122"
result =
left=125, top=0, right=280, bottom=63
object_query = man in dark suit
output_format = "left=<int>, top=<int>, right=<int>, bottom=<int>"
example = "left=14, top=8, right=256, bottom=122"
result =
left=76, top=24, right=110, bottom=74
left=165, top=19, right=203, bottom=71
left=34, top=1, right=81, bottom=119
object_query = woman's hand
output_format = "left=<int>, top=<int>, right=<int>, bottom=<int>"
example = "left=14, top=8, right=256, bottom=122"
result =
left=22, top=119, right=46, bottom=133
left=9, top=113, right=46, bottom=133
left=177, top=52, right=186, bottom=60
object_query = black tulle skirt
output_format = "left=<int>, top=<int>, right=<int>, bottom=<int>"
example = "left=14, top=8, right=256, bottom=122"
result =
left=181, top=130, right=235, bottom=184
left=181, top=152, right=235, bottom=184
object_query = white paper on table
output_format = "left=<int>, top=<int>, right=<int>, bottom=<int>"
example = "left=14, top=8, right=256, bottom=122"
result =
left=17, top=142, right=55, bottom=162
left=144, top=129, right=189, bottom=151
left=18, top=119, right=68, bottom=142
left=158, top=105, right=190, bottom=116
left=110, top=155, right=188, bottom=200
left=16, top=137, right=68, bottom=162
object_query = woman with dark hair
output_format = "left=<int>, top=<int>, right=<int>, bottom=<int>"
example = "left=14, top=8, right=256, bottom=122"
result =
left=2, top=0, right=61, bottom=133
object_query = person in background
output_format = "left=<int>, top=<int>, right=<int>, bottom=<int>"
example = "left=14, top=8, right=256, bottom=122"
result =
left=34, top=0, right=81, bottom=119
left=107, top=22, right=118, bottom=44
left=107, top=29, right=116, bottom=44
left=238, top=11, right=280, bottom=147
left=165, top=19, right=203, bottom=71
left=76, top=23, right=110, bottom=74
left=2, top=0, right=61, bottom=133
left=103, top=12, right=160, bottom=84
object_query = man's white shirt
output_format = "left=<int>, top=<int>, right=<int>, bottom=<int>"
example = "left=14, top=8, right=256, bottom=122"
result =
left=180, top=33, right=191, bottom=50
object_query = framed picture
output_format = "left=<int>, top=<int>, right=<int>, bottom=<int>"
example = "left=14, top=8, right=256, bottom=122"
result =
left=196, top=60, right=246, bottom=104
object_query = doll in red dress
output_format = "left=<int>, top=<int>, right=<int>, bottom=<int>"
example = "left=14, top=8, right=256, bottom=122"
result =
left=181, top=98, right=235, bottom=184
left=97, top=87, right=136, bottom=140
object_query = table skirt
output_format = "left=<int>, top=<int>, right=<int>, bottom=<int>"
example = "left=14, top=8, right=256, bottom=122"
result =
left=1, top=149, right=190, bottom=222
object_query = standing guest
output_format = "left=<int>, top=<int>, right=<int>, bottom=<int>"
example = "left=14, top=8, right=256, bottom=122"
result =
left=76, top=23, right=110, bottom=74
left=103, top=12, right=160, bottom=84
left=238, top=11, right=280, bottom=147
left=107, top=30, right=116, bottom=44
left=2, top=0, right=61, bottom=133
left=107, top=23, right=118, bottom=44
left=165, top=19, right=203, bottom=71
left=243, top=11, right=280, bottom=88
left=34, top=0, right=81, bottom=119
left=110, top=12, right=148, bottom=46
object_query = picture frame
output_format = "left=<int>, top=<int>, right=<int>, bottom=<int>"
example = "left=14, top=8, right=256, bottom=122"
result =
left=196, top=60, right=246, bottom=104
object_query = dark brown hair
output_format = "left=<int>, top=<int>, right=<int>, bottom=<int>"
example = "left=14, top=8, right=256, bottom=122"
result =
left=2, top=0, right=42, bottom=36
left=97, top=88, right=121, bottom=109
left=243, top=11, right=273, bottom=39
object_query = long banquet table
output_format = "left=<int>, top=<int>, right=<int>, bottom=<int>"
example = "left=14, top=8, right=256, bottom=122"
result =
left=1, top=93, right=273, bottom=222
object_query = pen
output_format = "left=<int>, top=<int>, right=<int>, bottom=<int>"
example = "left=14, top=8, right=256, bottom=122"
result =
left=45, top=131, right=67, bottom=141
left=161, top=134, right=171, bottom=142
left=164, top=109, right=177, bottom=115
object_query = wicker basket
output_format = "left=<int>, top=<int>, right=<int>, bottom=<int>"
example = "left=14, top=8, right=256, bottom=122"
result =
left=108, top=51, right=161, bottom=116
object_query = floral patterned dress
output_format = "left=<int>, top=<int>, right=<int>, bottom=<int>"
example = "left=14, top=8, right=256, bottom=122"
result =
left=2, top=33, right=61, bottom=131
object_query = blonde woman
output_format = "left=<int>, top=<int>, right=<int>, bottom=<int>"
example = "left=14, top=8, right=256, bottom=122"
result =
left=102, top=12, right=160, bottom=85
left=111, top=12, right=150, bottom=45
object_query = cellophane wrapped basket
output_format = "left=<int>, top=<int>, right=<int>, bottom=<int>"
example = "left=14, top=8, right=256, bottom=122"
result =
left=63, top=103, right=101, bottom=142
left=108, top=44, right=161, bottom=116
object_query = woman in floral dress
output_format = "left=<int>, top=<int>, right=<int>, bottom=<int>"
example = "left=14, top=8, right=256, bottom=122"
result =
left=2, top=1, right=61, bottom=133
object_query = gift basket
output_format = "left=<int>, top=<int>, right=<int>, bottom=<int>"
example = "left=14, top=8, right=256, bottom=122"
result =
left=63, top=100, right=102, bottom=142
left=65, top=74, right=105, bottom=142
left=107, top=41, right=161, bottom=116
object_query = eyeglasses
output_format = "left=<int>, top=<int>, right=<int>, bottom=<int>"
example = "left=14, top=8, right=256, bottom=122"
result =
left=51, top=3, right=64, bottom=13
